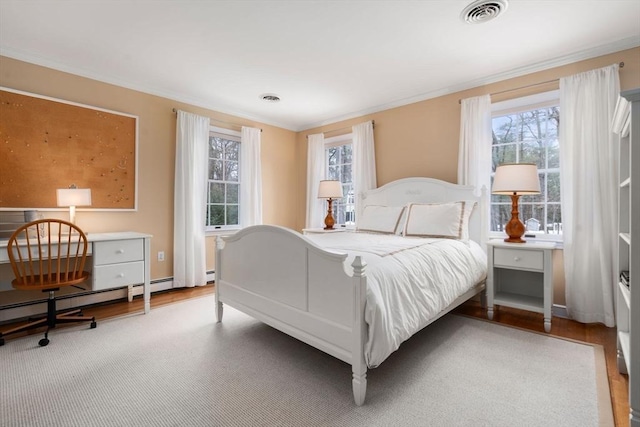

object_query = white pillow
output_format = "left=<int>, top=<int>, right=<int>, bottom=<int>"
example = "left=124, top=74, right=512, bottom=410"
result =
left=404, top=201, right=475, bottom=240
left=357, top=205, right=406, bottom=234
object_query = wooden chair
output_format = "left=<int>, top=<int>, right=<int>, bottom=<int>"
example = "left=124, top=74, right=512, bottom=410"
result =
left=0, top=219, right=96, bottom=346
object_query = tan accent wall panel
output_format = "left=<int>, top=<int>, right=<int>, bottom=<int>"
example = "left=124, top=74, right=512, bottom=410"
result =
left=0, top=88, right=137, bottom=209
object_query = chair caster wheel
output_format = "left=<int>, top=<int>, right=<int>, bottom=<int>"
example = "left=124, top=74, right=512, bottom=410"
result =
left=39, top=338, right=49, bottom=347
left=90, top=321, right=97, bottom=329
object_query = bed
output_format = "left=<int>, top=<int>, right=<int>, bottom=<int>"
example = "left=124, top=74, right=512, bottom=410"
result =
left=214, top=177, right=488, bottom=405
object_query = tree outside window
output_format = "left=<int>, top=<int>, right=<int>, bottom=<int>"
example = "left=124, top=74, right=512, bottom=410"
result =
left=326, top=143, right=355, bottom=225
left=207, top=132, right=240, bottom=229
left=491, top=106, right=562, bottom=235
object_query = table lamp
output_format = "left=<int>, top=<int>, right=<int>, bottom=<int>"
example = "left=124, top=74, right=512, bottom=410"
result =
left=318, top=180, right=343, bottom=230
left=492, top=163, right=540, bottom=243
left=57, top=185, right=92, bottom=224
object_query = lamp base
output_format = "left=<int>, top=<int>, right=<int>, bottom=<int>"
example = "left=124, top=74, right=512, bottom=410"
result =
left=324, top=198, right=336, bottom=230
left=504, top=194, right=526, bottom=243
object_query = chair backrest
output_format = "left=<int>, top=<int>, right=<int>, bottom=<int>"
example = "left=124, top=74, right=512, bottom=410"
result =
left=7, top=219, right=89, bottom=291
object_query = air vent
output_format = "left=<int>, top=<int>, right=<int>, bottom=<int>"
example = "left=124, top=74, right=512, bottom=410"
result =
left=259, top=93, right=281, bottom=102
left=461, top=0, right=508, bottom=24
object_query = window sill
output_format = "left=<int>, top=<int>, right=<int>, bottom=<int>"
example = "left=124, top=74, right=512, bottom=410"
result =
left=205, top=227, right=241, bottom=237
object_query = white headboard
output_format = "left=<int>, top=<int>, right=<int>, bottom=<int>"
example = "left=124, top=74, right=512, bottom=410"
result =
left=359, top=177, right=488, bottom=247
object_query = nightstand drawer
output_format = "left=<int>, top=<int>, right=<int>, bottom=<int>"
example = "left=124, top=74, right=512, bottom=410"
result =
left=494, top=247, right=543, bottom=271
left=93, top=239, right=143, bottom=265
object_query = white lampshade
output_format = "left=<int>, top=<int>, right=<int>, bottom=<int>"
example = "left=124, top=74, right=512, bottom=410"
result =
left=56, top=188, right=92, bottom=207
left=56, top=187, right=92, bottom=224
left=492, top=163, right=541, bottom=195
left=317, top=180, right=344, bottom=199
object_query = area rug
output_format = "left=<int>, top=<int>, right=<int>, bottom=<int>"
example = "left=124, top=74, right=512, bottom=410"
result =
left=0, top=295, right=613, bottom=427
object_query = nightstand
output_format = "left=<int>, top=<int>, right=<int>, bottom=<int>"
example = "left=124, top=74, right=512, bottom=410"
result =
left=486, top=239, right=555, bottom=332
left=302, top=227, right=350, bottom=235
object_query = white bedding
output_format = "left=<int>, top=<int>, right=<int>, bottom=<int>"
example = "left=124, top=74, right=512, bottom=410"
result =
left=306, top=231, right=487, bottom=368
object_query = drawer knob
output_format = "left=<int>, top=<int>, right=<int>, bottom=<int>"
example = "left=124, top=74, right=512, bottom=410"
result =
left=116, top=249, right=125, bottom=254
left=117, top=273, right=125, bottom=278
left=514, top=256, right=521, bottom=262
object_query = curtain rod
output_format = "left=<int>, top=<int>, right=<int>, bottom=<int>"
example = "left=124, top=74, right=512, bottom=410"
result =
left=172, top=108, right=262, bottom=132
left=458, top=61, right=625, bottom=104
left=306, top=120, right=375, bottom=139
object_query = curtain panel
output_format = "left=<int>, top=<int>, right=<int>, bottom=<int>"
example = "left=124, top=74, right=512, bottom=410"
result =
left=457, top=94, right=492, bottom=195
left=306, top=133, right=325, bottom=229
left=353, top=121, right=377, bottom=221
left=173, top=110, right=209, bottom=288
left=240, top=126, right=262, bottom=227
left=560, top=63, right=620, bottom=326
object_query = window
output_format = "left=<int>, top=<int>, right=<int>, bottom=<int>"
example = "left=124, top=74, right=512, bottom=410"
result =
left=491, top=91, right=562, bottom=239
left=206, top=127, right=240, bottom=231
left=325, top=134, right=355, bottom=225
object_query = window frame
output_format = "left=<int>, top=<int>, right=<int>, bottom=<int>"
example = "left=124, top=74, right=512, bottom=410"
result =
left=324, top=133, right=355, bottom=228
left=205, top=126, right=241, bottom=234
left=490, top=90, right=563, bottom=244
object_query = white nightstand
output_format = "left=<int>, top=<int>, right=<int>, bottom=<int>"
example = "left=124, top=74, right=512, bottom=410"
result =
left=302, top=227, right=350, bottom=235
left=486, top=239, right=555, bottom=332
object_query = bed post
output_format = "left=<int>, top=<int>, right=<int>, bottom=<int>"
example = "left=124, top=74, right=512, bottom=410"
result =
left=215, top=235, right=224, bottom=323
left=351, top=255, right=367, bottom=406
left=479, top=185, right=489, bottom=308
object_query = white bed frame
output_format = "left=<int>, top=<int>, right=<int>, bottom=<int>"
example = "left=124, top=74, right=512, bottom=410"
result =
left=215, top=177, right=487, bottom=405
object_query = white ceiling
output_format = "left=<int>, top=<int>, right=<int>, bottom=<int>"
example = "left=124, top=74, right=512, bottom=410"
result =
left=1, top=1, right=639, bottom=131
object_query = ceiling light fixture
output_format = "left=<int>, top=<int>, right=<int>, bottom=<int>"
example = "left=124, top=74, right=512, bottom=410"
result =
left=259, top=93, right=281, bottom=103
left=461, top=0, right=508, bottom=24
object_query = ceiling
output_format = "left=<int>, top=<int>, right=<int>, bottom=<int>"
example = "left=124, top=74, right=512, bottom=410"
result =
left=1, top=1, right=639, bottom=131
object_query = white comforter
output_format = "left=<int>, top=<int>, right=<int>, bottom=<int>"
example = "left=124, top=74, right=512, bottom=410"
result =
left=306, top=232, right=487, bottom=368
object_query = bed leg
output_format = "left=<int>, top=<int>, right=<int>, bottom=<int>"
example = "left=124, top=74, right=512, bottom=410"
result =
left=479, top=287, right=487, bottom=308
left=352, top=370, right=367, bottom=406
left=351, top=255, right=368, bottom=406
left=215, top=236, right=224, bottom=323
left=215, top=301, right=223, bottom=323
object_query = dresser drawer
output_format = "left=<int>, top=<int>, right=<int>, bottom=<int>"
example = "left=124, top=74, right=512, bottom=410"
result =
left=93, top=239, right=143, bottom=266
left=493, top=247, right=544, bottom=271
left=92, top=261, right=145, bottom=290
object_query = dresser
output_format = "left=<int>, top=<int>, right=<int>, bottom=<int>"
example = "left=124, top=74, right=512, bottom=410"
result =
left=0, top=231, right=152, bottom=315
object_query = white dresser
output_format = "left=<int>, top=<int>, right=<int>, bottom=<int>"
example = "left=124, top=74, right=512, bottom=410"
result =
left=0, top=231, right=152, bottom=315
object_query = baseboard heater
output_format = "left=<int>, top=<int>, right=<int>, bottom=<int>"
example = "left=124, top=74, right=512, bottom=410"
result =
left=0, top=270, right=215, bottom=324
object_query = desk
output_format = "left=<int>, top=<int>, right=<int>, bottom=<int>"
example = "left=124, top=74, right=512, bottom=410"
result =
left=0, top=232, right=152, bottom=314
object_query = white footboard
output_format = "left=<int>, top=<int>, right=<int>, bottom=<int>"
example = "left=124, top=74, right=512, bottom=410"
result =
left=215, top=225, right=368, bottom=405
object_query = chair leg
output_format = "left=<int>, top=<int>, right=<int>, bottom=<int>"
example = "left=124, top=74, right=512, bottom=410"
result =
left=0, top=317, right=48, bottom=346
left=1, top=291, right=97, bottom=346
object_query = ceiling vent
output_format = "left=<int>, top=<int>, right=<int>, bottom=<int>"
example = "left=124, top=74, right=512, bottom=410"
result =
left=461, top=0, right=508, bottom=24
left=260, top=93, right=281, bottom=103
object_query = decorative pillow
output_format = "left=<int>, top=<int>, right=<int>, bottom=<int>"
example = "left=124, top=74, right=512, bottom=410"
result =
left=404, top=201, right=475, bottom=240
left=357, top=205, right=406, bottom=234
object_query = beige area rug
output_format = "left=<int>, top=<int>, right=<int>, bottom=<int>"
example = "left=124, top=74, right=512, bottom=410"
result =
left=0, top=295, right=613, bottom=427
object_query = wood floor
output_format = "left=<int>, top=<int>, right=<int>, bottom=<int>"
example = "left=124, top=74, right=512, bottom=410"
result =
left=1, top=284, right=630, bottom=426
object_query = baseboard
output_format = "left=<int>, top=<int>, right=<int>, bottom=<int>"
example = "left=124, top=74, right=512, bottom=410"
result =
left=0, top=270, right=215, bottom=324
left=552, top=304, right=569, bottom=319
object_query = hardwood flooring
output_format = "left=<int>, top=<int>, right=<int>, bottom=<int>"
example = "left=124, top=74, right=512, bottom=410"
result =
left=1, top=285, right=630, bottom=426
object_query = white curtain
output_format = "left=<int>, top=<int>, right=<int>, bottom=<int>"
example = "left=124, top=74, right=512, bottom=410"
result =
left=560, top=64, right=620, bottom=326
left=352, top=121, right=377, bottom=221
left=306, top=133, right=325, bottom=229
left=240, top=126, right=262, bottom=227
left=174, top=110, right=209, bottom=288
left=457, top=94, right=492, bottom=195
